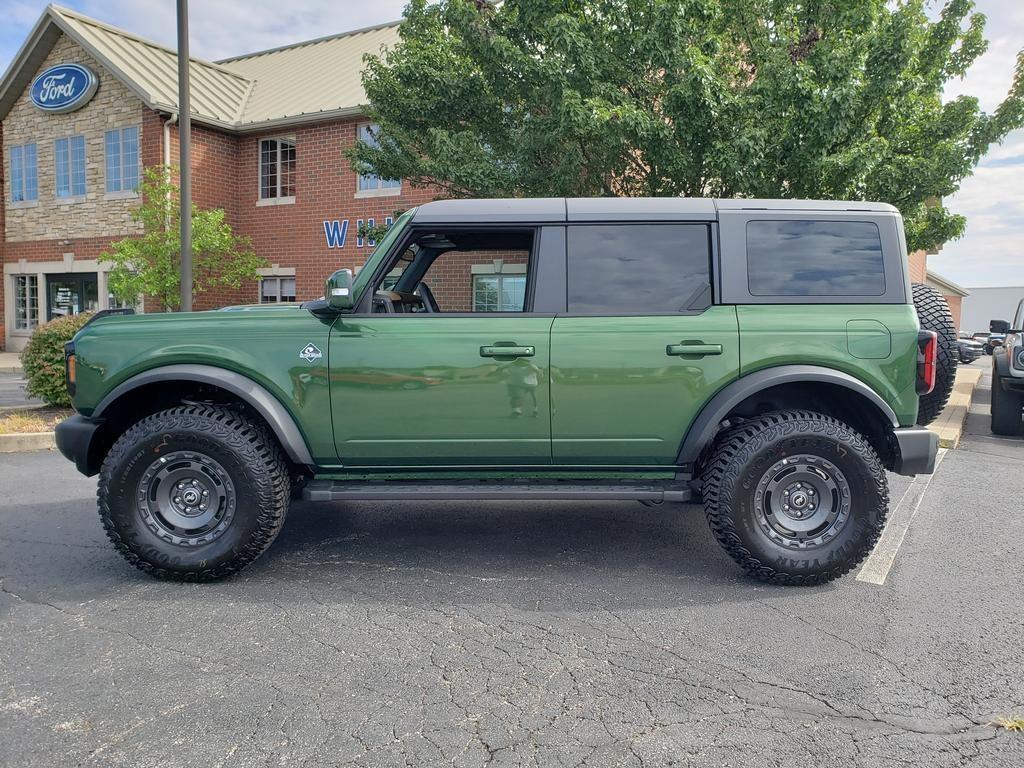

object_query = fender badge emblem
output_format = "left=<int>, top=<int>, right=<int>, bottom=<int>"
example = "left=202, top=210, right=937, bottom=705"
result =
left=299, top=343, right=323, bottom=363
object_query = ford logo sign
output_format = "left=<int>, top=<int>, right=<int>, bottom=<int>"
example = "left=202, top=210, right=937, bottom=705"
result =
left=30, top=64, right=98, bottom=114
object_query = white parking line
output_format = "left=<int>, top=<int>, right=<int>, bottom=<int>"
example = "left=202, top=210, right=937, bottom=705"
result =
left=856, top=448, right=948, bottom=586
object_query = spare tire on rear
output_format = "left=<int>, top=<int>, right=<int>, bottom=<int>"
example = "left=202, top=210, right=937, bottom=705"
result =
left=912, top=282, right=957, bottom=426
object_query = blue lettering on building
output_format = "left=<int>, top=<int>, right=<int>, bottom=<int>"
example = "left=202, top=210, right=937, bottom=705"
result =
left=30, top=64, right=99, bottom=114
left=326, top=216, right=395, bottom=249
left=323, top=219, right=349, bottom=249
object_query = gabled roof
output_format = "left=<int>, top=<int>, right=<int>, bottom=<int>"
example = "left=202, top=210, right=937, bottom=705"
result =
left=219, top=22, right=400, bottom=130
left=0, top=5, right=401, bottom=132
left=926, top=270, right=969, bottom=297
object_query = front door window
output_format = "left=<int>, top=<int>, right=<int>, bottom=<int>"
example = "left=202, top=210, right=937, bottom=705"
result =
left=46, top=273, right=99, bottom=321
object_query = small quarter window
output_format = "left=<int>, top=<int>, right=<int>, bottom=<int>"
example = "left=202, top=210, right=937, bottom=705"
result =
left=746, top=220, right=885, bottom=296
left=567, top=225, right=711, bottom=314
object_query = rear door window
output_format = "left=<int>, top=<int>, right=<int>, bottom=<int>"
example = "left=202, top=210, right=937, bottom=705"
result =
left=746, top=220, right=885, bottom=296
left=566, top=224, right=711, bottom=314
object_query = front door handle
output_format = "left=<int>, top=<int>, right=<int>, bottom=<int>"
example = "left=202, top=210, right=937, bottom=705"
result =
left=666, top=341, right=723, bottom=358
left=480, top=345, right=535, bottom=358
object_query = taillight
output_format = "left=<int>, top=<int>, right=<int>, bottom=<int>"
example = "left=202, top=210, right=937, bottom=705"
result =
left=916, top=331, right=937, bottom=395
left=64, top=341, right=76, bottom=397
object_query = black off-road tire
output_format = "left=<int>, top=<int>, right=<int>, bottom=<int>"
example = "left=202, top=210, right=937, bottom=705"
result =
left=990, top=364, right=1024, bottom=436
left=913, top=282, right=957, bottom=426
left=98, top=405, right=291, bottom=581
left=701, top=410, right=889, bottom=586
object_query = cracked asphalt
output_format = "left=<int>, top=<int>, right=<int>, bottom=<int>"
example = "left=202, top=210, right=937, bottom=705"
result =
left=1, top=360, right=1022, bottom=767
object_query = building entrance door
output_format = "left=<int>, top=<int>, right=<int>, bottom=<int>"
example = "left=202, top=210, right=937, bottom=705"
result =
left=46, top=273, right=99, bottom=321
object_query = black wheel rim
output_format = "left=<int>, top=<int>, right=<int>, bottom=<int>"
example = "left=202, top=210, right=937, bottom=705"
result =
left=753, top=454, right=851, bottom=549
left=137, top=451, right=236, bottom=547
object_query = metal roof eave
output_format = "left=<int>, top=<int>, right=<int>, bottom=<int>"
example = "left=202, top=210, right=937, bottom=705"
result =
left=230, top=106, right=367, bottom=133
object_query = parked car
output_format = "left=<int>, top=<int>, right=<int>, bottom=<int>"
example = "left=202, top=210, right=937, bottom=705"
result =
left=973, top=331, right=1005, bottom=354
left=990, top=301, right=1024, bottom=435
left=956, top=337, right=985, bottom=364
left=55, top=198, right=953, bottom=586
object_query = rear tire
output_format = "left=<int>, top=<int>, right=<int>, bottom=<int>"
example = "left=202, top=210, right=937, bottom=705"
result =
left=913, top=283, right=957, bottom=426
left=701, top=410, right=888, bottom=586
left=98, top=405, right=291, bottom=581
left=990, top=363, right=1023, bottom=436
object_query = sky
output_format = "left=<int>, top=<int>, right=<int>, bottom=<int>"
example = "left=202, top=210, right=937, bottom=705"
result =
left=1, top=0, right=1021, bottom=287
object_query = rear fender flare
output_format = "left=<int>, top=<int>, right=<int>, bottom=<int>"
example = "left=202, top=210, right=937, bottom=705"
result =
left=677, top=365, right=899, bottom=465
left=93, top=364, right=315, bottom=466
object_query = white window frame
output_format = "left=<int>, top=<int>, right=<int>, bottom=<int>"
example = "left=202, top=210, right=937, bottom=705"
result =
left=12, top=274, right=39, bottom=331
left=55, top=135, right=86, bottom=201
left=257, top=136, right=296, bottom=205
left=470, top=262, right=529, bottom=313
left=104, top=125, right=140, bottom=197
left=355, top=123, right=402, bottom=198
left=9, top=143, right=38, bottom=206
left=259, top=276, right=297, bottom=303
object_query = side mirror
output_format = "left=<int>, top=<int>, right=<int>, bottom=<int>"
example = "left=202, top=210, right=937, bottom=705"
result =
left=325, top=269, right=355, bottom=311
left=990, top=319, right=1010, bottom=334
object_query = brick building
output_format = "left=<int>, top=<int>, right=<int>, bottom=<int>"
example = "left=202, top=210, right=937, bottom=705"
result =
left=0, top=5, right=442, bottom=351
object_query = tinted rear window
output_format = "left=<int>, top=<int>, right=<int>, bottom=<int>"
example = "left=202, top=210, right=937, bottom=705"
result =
left=567, top=225, right=711, bottom=313
left=746, top=220, right=885, bottom=296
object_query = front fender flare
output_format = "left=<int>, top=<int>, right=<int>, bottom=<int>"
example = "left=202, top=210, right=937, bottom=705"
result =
left=93, top=364, right=315, bottom=466
left=676, top=365, right=900, bottom=465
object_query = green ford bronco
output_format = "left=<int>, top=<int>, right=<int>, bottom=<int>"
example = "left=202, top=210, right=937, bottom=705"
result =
left=55, top=198, right=957, bottom=585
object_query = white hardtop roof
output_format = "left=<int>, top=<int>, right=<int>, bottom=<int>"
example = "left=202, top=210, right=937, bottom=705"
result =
left=412, top=198, right=900, bottom=223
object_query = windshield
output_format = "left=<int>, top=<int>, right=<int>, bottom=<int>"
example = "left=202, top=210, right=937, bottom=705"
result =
left=350, top=208, right=416, bottom=303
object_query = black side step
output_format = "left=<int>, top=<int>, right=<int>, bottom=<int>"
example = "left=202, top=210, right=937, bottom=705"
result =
left=302, top=481, right=692, bottom=503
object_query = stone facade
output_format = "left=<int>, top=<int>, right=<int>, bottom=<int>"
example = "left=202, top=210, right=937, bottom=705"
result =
left=3, top=34, right=143, bottom=243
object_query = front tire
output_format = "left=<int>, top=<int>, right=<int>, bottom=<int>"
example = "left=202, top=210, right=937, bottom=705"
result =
left=701, top=410, right=888, bottom=586
left=98, top=405, right=291, bottom=580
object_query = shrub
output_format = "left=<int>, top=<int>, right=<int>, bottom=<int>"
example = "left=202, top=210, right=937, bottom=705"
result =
left=20, top=313, right=93, bottom=407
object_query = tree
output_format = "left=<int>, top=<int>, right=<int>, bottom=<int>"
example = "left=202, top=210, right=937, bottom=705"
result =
left=105, top=167, right=266, bottom=311
left=353, top=0, right=1024, bottom=252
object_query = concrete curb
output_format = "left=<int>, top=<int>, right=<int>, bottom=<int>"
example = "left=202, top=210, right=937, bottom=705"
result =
left=927, top=367, right=984, bottom=448
left=0, top=432, right=56, bottom=453
left=0, top=366, right=23, bottom=374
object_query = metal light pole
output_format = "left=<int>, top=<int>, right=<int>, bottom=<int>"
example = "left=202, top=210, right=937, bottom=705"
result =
left=176, top=0, right=193, bottom=311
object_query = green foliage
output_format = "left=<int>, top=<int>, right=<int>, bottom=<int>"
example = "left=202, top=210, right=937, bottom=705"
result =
left=354, top=0, right=1024, bottom=253
left=20, top=313, right=92, bottom=407
left=105, top=167, right=266, bottom=311
left=356, top=210, right=407, bottom=243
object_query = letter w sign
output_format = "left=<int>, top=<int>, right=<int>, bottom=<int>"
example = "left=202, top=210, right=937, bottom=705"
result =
left=323, top=219, right=349, bottom=249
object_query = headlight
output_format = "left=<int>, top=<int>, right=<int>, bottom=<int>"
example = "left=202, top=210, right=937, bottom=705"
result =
left=1015, top=346, right=1024, bottom=370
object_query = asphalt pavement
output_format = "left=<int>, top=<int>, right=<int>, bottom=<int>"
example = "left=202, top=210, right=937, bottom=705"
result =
left=0, top=370, right=38, bottom=409
left=1, top=358, right=1021, bottom=767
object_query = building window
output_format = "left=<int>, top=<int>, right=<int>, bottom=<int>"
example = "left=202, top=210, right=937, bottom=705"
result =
left=473, top=274, right=527, bottom=312
left=260, top=276, right=296, bottom=303
left=356, top=124, right=401, bottom=194
left=259, top=138, right=295, bottom=200
left=105, top=126, right=140, bottom=194
left=10, top=143, right=38, bottom=202
left=13, top=275, right=39, bottom=331
left=55, top=135, right=86, bottom=198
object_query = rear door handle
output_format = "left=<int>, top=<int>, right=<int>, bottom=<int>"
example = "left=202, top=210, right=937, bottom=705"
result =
left=480, top=345, right=535, bottom=358
left=666, top=341, right=723, bottom=358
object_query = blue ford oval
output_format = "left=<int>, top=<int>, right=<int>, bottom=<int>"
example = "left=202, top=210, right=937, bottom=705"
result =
left=30, top=63, right=98, bottom=113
